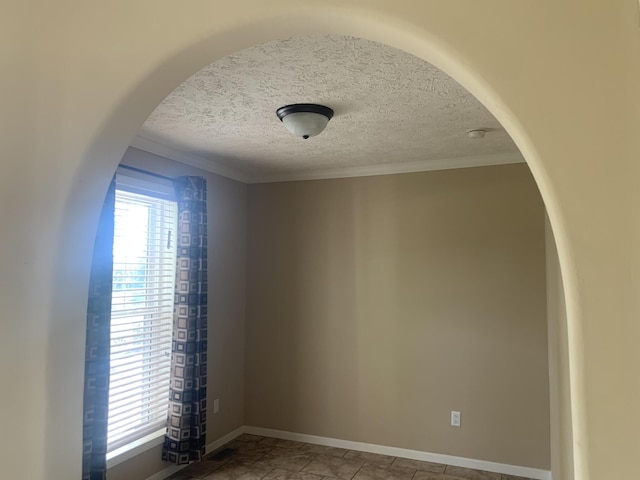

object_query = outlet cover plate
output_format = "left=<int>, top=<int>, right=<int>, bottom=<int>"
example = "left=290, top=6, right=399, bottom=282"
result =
left=451, top=410, right=461, bottom=427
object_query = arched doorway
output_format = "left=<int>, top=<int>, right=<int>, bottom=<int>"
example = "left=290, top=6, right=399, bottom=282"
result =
left=42, top=6, right=619, bottom=480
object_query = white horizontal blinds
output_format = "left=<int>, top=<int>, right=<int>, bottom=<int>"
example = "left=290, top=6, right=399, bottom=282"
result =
left=107, top=186, right=178, bottom=453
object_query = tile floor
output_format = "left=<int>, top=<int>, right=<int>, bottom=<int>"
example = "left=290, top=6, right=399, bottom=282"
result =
left=169, top=434, right=533, bottom=480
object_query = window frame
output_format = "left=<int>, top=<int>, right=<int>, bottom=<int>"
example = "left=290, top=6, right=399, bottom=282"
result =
left=106, top=169, right=178, bottom=464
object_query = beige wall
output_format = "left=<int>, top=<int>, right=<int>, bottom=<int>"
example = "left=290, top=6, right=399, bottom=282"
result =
left=2, top=2, right=639, bottom=479
left=107, top=148, right=247, bottom=480
left=245, top=164, right=550, bottom=469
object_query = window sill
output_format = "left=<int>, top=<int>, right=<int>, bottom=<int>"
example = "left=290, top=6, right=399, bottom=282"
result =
left=106, top=429, right=166, bottom=469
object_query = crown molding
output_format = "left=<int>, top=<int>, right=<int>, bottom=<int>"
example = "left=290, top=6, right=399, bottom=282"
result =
left=130, top=135, right=249, bottom=183
left=131, top=135, right=525, bottom=185
left=250, top=151, right=525, bottom=184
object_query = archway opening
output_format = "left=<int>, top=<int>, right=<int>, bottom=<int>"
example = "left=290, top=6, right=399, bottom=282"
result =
left=46, top=10, right=581, bottom=480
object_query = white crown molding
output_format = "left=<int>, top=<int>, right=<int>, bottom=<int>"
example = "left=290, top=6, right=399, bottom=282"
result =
left=131, top=135, right=250, bottom=184
left=250, top=151, right=525, bottom=184
left=131, top=135, right=525, bottom=185
left=244, top=426, right=552, bottom=480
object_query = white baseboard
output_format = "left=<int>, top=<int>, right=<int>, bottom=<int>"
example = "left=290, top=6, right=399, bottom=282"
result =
left=244, top=426, right=552, bottom=480
left=145, top=425, right=551, bottom=480
left=144, top=426, right=246, bottom=480
left=205, top=426, right=247, bottom=454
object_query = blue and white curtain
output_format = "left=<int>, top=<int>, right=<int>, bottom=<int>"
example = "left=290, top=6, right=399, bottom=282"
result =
left=162, top=177, right=209, bottom=464
left=81, top=174, right=209, bottom=477
left=81, top=179, right=115, bottom=480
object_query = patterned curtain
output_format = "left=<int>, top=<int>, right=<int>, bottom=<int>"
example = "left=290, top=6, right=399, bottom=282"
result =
left=163, top=176, right=208, bottom=465
left=82, top=179, right=115, bottom=480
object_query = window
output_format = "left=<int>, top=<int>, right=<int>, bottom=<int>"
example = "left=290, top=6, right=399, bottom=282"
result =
left=106, top=173, right=178, bottom=454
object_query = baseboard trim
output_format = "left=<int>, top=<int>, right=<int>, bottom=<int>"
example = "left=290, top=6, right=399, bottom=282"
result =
left=205, top=426, right=247, bottom=454
left=144, top=426, right=246, bottom=480
left=146, top=425, right=551, bottom=480
left=244, top=426, right=552, bottom=480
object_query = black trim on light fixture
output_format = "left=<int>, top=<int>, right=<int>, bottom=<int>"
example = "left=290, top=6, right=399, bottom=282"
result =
left=276, top=103, right=334, bottom=122
left=276, top=104, right=335, bottom=139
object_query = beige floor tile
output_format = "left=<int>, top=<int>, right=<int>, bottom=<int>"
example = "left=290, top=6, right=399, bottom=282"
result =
left=413, top=473, right=466, bottom=480
left=205, top=458, right=236, bottom=471
left=300, top=444, right=348, bottom=457
left=443, top=466, right=500, bottom=480
left=343, top=451, right=395, bottom=467
left=259, top=450, right=318, bottom=471
left=184, top=460, right=225, bottom=479
left=391, top=458, right=445, bottom=473
left=302, top=454, right=365, bottom=480
left=176, top=436, right=511, bottom=480
left=235, top=434, right=266, bottom=444
left=352, top=463, right=416, bottom=480
left=263, top=467, right=326, bottom=480
left=260, top=438, right=306, bottom=450
left=204, top=461, right=274, bottom=480
left=220, top=441, right=274, bottom=463
left=168, top=468, right=198, bottom=480
left=228, top=450, right=271, bottom=464
left=226, top=441, right=272, bottom=453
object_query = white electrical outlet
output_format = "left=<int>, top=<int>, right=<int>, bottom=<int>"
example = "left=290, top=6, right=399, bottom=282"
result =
left=451, top=410, right=461, bottom=427
left=214, top=398, right=220, bottom=414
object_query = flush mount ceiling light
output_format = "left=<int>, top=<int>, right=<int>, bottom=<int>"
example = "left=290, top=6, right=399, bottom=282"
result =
left=276, top=104, right=334, bottom=139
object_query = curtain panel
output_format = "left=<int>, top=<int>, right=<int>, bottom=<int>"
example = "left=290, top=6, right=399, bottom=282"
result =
left=163, top=176, right=208, bottom=465
left=81, top=179, right=115, bottom=480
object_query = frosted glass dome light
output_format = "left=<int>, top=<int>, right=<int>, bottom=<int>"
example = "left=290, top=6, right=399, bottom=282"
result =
left=276, top=104, right=334, bottom=139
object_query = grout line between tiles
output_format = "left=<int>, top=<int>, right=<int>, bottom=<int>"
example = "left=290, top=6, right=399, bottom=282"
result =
left=348, top=460, right=364, bottom=480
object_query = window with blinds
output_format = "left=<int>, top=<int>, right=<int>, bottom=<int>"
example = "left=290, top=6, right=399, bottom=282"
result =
left=107, top=180, right=178, bottom=453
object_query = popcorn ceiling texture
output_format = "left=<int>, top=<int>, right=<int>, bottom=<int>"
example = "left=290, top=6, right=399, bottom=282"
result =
left=140, top=35, right=519, bottom=179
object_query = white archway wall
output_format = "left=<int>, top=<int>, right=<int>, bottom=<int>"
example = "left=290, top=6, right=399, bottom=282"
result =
left=1, top=2, right=638, bottom=480
left=546, top=215, right=575, bottom=480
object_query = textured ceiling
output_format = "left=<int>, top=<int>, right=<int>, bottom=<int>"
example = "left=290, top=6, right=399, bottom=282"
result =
left=138, top=35, right=522, bottom=183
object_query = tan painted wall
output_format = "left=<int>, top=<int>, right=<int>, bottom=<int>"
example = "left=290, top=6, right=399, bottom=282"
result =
left=2, top=2, right=638, bottom=479
left=107, top=148, right=247, bottom=480
left=246, top=165, right=550, bottom=469
left=546, top=215, right=574, bottom=480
